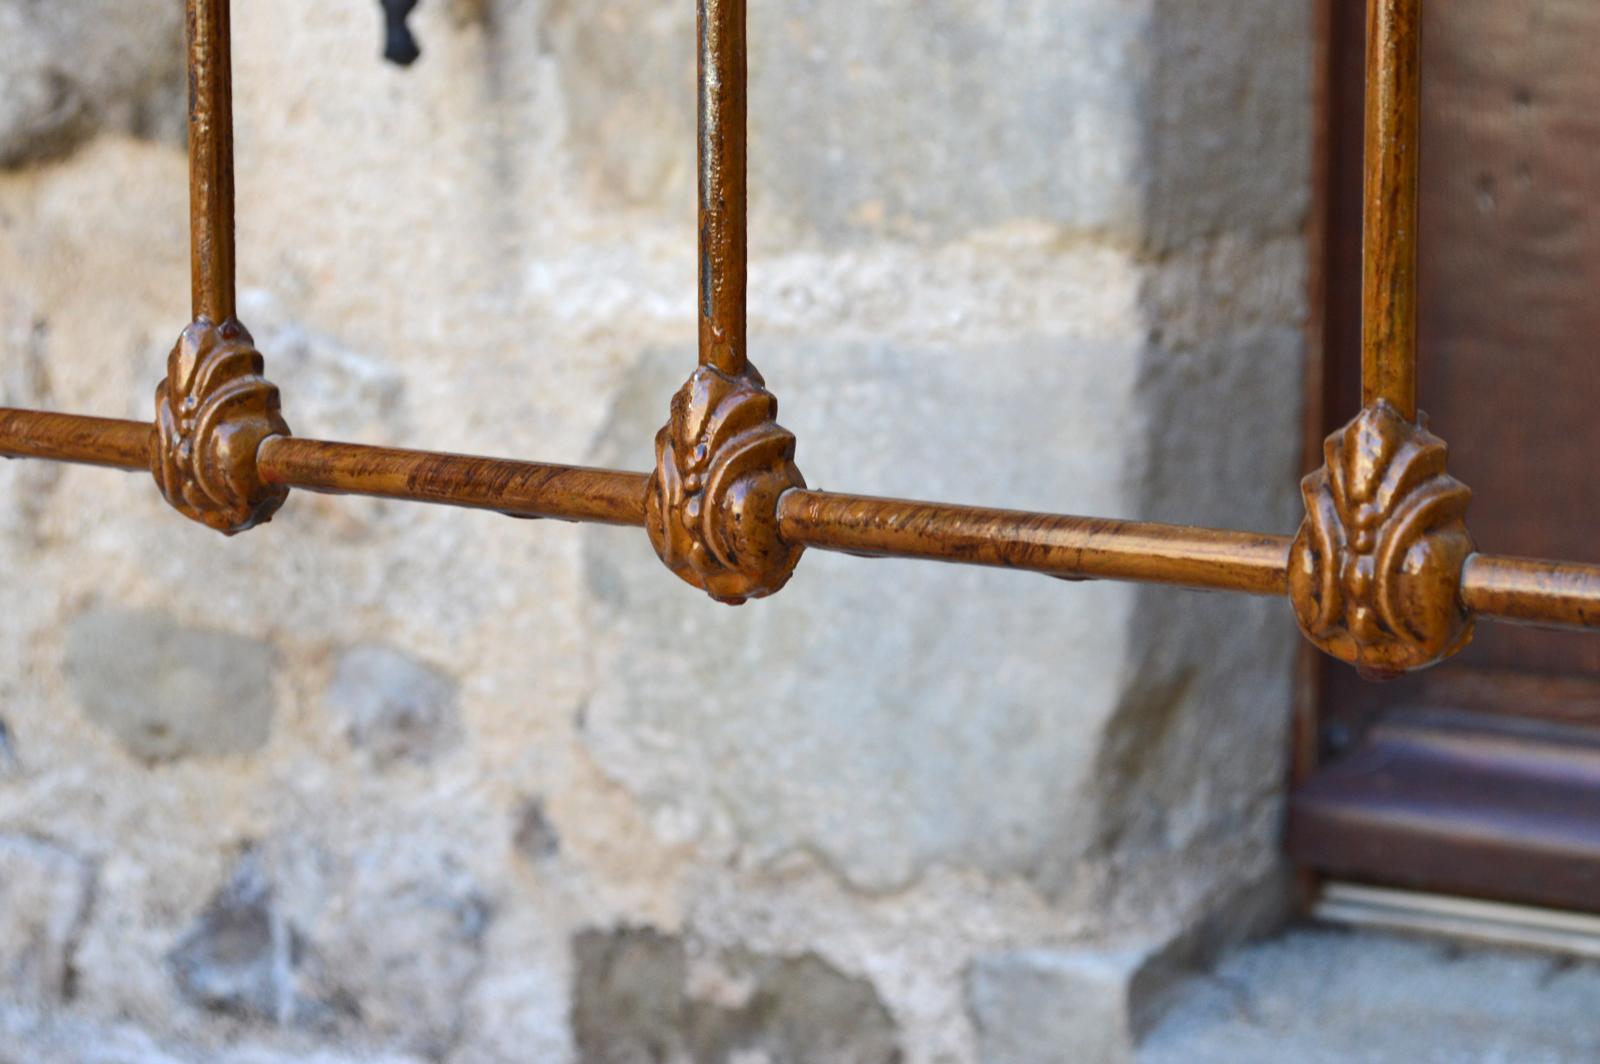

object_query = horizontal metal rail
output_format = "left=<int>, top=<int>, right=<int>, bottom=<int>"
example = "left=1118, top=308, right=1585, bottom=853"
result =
left=5, top=406, right=1598, bottom=633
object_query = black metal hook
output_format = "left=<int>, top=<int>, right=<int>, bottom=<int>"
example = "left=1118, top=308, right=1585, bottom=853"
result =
left=380, top=0, right=421, bottom=66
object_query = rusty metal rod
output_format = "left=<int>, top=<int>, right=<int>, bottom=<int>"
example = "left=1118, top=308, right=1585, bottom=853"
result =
left=1361, top=0, right=1422, bottom=419
left=698, top=0, right=747, bottom=376
left=6, top=407, right=1600, bottom=632
left=187, top=0, right=239, bottom=324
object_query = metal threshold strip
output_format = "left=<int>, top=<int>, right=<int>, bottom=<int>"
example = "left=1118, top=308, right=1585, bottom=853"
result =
left=1316, top=882, right=1600, bottom=961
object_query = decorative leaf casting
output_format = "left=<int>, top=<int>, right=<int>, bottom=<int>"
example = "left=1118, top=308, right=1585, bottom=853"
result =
left=153, top=318, right=290, bottom=535
left=646, top=362, right=805, bottom=605
left=1289, top=399, right=1475, bottom=679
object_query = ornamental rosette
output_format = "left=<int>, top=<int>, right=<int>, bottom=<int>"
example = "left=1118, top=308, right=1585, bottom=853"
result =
left=152, top=318, right=290, bottom=535
left=646, top=362, right=805, bottom=605
left=1289, top=399, right=1475, bottom=679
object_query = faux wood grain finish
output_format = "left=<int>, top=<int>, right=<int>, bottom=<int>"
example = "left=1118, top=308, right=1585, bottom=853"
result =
left=152, top=319, right=289, bottom=534
left=1291, top=400, right=1475, bottom=678
left=647, top=364, right=805, bottom=604
left=185, top=0, right=237, bottom=326
left=1289, top=0, right=1475, bottom=677
left=646, top=0, right=806, bottom=604
left=696, top=0, right=747, bottom=378
left=153, top=0, right=289, bottom=535
left=0, top=410, right=153, bottom=470
left=2, top=0, right=1600, bottom=679
left=257, top=437, right=649, bottom=527
left=1361, top=0, right=1421, bottom=418
left=775, top=490, right=1291, bottom=595
left=10, top=407, right=1600, bottom=639
left=1296, top=0, right=1600, bottom=913
left=1461, top=555, right=1600, bottom=632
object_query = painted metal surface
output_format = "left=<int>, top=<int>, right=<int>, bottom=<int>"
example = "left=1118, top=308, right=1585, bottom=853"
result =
left=0, top=0, right=1597, bottom=669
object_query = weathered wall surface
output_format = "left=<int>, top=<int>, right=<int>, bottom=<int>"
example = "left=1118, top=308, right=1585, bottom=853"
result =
left=0, top=1, right=1312, bottom=1061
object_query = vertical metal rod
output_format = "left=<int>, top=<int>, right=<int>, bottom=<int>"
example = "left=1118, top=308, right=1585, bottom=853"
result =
left=187, top=0, right=238, bottom=324
left=697, top=0, right=748, bottom=376
left=1360, top=0, right=1422, bottom=419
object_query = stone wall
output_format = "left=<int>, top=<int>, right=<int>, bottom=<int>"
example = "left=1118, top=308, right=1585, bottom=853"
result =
left=0, top=2, right=1313, bottom=1061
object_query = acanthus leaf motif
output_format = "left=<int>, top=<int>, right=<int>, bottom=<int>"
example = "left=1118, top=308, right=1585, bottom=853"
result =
left=1289, top=399, right=1475, bottom=679
left=646, top=362, right=805, bottom=605
left=153, top=318, right=290, bottom=535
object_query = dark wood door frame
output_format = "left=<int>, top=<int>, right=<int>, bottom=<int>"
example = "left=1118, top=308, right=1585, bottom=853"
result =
left=1292, top=0, right=1600, bottom=913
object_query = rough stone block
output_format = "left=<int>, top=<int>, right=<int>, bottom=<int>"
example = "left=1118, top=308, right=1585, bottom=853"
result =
left=573, top=928, right=900, bottom=1064
left=968, top=948, right=1148, bottom=1064
left=169, top=841, right=489, bottom=1058
left=0, top=836, right=93, bottom=1006
left=63, top=609, right=278, bottom=763
left=323, top=643, right=461, bottom=767
left=0, top=1, right=1317, bottom=1060
left=0, top=717, right=17, bottom=777
left=511, top=797, right=561, bottom=862
left=0, top=0, right=184, bottom=168
left=0, top=1004, right=188, bottom=1064
left=1143, top=928, right=1600, bottom=1064
left=545, top=0, right=1308, bottom=250
left=237, top=290, right=409, bottom=446
left=167, top=851, right=295, bottom=1025
left=583, top=338, right=1142, bottom=893
left=0, top=1003, right=429, bottom=1064
left=581, top=321, right=1300, bottom=907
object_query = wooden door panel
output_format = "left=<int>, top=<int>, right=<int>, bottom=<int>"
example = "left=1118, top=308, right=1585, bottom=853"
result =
left=1298, top=0, right=1600, bottom=911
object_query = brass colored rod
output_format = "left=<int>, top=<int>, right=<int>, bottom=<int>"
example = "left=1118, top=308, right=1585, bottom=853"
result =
left=1360, top=0, right=1422, bottom=419
left=0, top=410, right=153, bottom=470
left=697, top=0, right=748, bottom=375
left=256, top=436, right=650, bottom=527
left=187, top=0, right=240, bottom=324
left=6, top=407, right=1600, bottom=632
left=1461, top=555, right=1600, bottom=633
left=776, top=490, right=1291, bottom=595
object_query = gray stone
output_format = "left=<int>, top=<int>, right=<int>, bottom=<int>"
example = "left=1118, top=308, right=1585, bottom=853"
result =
left=968, top=875, right=1291, bottom=1064
left=571, top=928, right=686, bottom=1064
left=511, top=798, right=561, bottom=861
left=0, top=0, right=185, bottom=168
left=0, top=303, right=61, bottom=545
left=0, top=718, right=17, bottom=777
left=63, top=609, right=278, bottom=763
left=302, top=862, right=489, bottom=1057
left=581, top=330, right=1299, bottom=902
left=0, top=1004, right=188, bottom=1064
left=546, top=0, right=1307, bottom=250
left=573, top=928, right=900, bottom=1064
left=540, top=0, right=696, bottom=211
left=323, top=644, right=461, bottom=767
left=582, top=340, right=1141, bottom=893
left=0, top=1003, right=428, bottom=1064
left=236, top=290, right=409, bottom=445
left=0, top=836, right=93, bottom=1005
left=167, top=851, right=298, bottom=1025
left=222, top=1048, right=424, bottom=1064
left=970, top=948, right=1146, bottom=1064
left=0, top=0, right=1319, bottom=1059
left=1141, top=927, right=1600, bottom=1064
left=697, top=951, right=901, bottom=1064
left=169, top=843, right=489, bottom=1057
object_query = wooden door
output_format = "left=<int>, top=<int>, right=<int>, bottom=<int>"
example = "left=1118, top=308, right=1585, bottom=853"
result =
left=1292, top=0, right=1600, bottom=911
